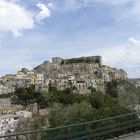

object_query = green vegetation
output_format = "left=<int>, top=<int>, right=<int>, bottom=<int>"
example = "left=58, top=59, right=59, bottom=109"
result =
left=12, top=80, right=140, bottom=124
left=40, top=81, right=139, bottom=140
left=13, top=85, right=46, bottom=114
left=45, top=80, right=140, bottom=128
left=44, top=86, right=86, bottom=106
left=105, top=80, right=140, bottom=110
left=105, top=80, right=119, bottom=98
left=10, top=80, right=139, bottom=128
left=10, top=80, right=140, bottom=139
left=48, top=92, right=130, bottom=128
left=40, top=84, right=133, bottom=140
left=0, top=93, right=11, bottom=98
left=117, top=81, right=140, bottom=110
left=12, top=80, right=140, bottom=115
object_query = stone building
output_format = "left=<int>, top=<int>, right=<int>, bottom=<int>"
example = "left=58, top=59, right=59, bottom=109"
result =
left=0, top=114, right=20, bottom=136
left=128, top=78, right=140, bottom=88
left=0, top=56, right=128, bottom=94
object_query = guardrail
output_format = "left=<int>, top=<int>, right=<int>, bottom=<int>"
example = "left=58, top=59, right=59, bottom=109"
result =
left=0, top=112, right=140, bottom=140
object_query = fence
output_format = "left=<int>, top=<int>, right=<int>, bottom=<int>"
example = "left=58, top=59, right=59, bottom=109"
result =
left=0, top=112, right=140, bottom=140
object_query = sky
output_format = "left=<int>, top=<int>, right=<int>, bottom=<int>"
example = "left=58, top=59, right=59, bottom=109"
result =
left=0, top=0, right=140, bottom=78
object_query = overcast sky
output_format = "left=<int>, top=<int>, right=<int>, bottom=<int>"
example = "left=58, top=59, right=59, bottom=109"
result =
left=0, top=0, right=140, bottom=78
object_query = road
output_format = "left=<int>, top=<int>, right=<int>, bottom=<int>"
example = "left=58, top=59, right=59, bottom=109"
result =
left=115, top=132, right=140, bottom=140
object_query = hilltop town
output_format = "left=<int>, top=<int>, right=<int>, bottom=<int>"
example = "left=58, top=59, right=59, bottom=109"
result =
left=0, top=55, right=140, bottom=137
left=0, top=56, right=127, bottom=94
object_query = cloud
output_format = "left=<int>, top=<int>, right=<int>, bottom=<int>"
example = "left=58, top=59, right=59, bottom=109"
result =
left=0, top=1, right=52, bottom=38
left=103, top=37, right=140, bottom=78
left=0, top=0, right=34, bottom=37
left=95, top=37, right=140, bottom=68
left=35, top=3, right=51, bottom=23
left=128, top=37, right=140, bottom=45
left=47, top=3, right=55, bottom=9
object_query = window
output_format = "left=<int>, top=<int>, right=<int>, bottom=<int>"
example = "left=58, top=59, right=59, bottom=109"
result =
left=14, top=117, right=19, bottom=120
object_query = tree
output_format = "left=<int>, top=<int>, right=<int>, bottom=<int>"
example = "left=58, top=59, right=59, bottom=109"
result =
left=44, top=85, right=60, bottom=106
left=58, top=88, right=76, bottom=105
left=87, top=86, right=96, bottom=92
left=88, top=92, right=104, bottom=109
left=26, top=85, right=47, bottom=114
left=48, top=102, right=95, bottom=127
left=45, top=87, right=86, bottom=106
left=118, top=83, right=139, bottom=110
left=33, top=91, right=46, bottom=114
left=0, top=93, right=11, bottom=98
left=14, top=85, right=45, bottom=114
left=14, top=87, right=32, bottom=107
left=105, top=80, right=119, bottom=98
